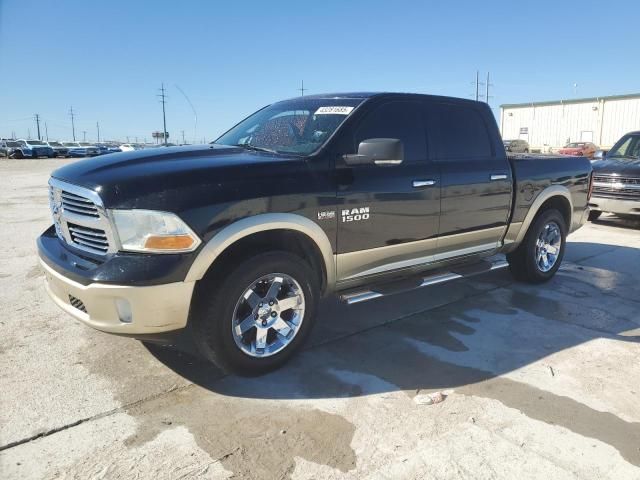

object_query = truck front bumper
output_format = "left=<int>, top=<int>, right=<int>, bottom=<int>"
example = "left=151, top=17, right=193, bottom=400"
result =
left=589, top=197, right=640, bottom=216
left=41, top=259, right=195, bottom=335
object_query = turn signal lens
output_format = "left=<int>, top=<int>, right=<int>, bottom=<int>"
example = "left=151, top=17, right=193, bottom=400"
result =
left=144, top=235, right=195, bottom=250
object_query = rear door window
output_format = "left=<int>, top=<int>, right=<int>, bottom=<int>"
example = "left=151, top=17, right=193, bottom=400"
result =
left=426, top=103, right=493, bottom=161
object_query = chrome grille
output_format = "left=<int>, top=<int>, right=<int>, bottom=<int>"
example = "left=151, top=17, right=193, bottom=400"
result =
left=48, top=178, right=116, bottom=256
left=593, top=175, right=640, bottom=199
left=68, top=224, right=109, bottom=254
left=61, top=191, right=99, bottom=217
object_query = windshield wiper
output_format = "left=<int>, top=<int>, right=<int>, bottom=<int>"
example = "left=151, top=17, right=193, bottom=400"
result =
left=233, top=143, right=278, bottom=154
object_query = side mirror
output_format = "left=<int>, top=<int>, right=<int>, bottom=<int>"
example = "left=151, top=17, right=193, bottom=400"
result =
left=593, top=150, right=606, bottom=161
left=343, top=138, right=404, bottom=167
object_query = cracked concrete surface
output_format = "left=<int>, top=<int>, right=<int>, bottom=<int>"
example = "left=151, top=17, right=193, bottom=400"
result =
left=1, top=159, right=639, bottom=479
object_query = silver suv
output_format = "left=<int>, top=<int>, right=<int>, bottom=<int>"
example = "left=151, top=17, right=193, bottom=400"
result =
left=504, top=139, right=529, bottom=153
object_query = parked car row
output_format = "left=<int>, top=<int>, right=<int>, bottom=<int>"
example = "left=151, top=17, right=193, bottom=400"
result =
left=0, top=139, right=124, bottom=158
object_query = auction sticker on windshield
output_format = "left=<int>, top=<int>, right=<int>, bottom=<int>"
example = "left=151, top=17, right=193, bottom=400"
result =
left=315, top=106, right=354, bottom=115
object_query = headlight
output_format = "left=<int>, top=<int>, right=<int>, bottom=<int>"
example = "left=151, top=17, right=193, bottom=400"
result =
left=110, top=209, right=201, bottom=253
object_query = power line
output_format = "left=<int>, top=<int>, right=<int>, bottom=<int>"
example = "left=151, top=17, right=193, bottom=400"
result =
left=69, top=106, right=76, bottom=141
left=157, top=83, right=168, bottom=146
left=174, top=84, right=197, bottom=144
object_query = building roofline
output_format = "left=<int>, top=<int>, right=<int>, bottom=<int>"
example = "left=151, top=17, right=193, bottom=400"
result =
left=500, top=92, right=640, bottom=109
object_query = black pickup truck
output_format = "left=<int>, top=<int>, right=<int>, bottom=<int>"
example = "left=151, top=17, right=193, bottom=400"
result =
left=38, top=92, right=592, bottom=374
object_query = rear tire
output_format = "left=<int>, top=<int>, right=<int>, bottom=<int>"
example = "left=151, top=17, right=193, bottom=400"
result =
left=588, top=210, right=602, bottom=221
left=13, top=150, right=24, bottom=159
left=507, top=209, right=567, bottom=283
left=191, top=251, right=320, bottom=375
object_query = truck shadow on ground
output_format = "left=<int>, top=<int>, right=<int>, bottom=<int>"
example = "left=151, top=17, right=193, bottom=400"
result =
left=592, top=214, right=640, bottom=230
left=143, top=241, right=640, bottom=466
left=146, top=243, right=640, bottom=405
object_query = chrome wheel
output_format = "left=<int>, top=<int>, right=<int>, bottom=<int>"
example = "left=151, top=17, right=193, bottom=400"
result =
left=231, top=273, right=306, bottom=358
left=535, top=221, right=562, bottom=272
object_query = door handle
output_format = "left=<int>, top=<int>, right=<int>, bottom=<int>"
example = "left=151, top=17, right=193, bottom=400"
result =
left=490, top=174, right=508, bottom=181
left=412, top=179, right=437, bottom=188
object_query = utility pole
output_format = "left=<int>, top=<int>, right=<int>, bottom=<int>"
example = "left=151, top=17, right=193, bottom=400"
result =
left=485, top=72, right=492, bottom=105
left=471, top=71, right=484, bottom=102
left=158, top=83, right=168, bottom=146
left=82, top=131, right=87, bottom=142
left=34, top=114, right=41, bottom=140
left=96, top=122, right=100, bottom=142
left=69, top=106, right=76, bottom=141
left=298, top=80, right=307, bottom=96
left=28, top=128, right=31, bottom=139
left=45, top=122, right=49, bottom=141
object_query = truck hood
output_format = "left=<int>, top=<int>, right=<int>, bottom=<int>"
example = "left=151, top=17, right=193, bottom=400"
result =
left=51, top=144, right=303, bottom=209
left=592, top=156, right=640, bottom=177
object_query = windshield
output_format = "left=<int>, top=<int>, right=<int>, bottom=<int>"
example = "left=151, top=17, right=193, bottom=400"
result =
left=607, top=135, right=640, bottom=160
left=28, top=140, right=46, bottom=145
left=215, top=97, right=364, bottom=155
left=503, top=140, right=513, bottom=145
left=566, top=143, right=585, bottom=148
left=79, top=142, right=93, bottom=146
left=49, top=142, right=62, bottom=146
left=7, top=141, right=19, bottom=147
left=63, top=142, right=77, bottom=146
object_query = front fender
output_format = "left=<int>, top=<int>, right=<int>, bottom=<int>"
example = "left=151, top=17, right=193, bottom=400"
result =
left=184, top=213, right=336, bottom=290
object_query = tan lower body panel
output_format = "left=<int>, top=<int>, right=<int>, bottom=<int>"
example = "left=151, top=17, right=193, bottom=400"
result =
left=337, top=227, right=504, bottom=281
left=41, top=259, right=195, bottom=334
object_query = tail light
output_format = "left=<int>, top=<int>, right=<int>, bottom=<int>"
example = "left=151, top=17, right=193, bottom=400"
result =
left=587, top=171, right=594, bottom=201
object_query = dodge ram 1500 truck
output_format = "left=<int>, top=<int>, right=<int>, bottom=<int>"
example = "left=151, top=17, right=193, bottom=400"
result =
left=38, top=92, right=592, bottom=374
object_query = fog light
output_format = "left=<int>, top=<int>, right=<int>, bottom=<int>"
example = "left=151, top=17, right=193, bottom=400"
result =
left=115, top=298, right=132, bottom=323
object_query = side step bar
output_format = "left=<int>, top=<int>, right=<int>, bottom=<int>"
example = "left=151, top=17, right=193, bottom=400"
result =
left=340, top=258, right=509, bottom=305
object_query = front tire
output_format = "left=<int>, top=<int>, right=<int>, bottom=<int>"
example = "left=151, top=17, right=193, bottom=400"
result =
left=191, top=251, right=320, bottom=375
left=507, top=209, right=567, bottom=283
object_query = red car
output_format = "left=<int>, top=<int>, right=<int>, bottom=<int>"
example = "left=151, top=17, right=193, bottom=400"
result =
left=558, top=142, right=598, bottom=159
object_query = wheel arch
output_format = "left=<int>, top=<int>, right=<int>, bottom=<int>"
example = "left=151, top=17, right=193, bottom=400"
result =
left=185, top=213, right=336, bottom=294
left=505, top=185, right=573, bottom=248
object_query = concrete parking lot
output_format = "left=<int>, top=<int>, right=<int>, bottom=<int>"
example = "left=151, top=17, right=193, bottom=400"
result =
left=1, top=158, right=639, bottom=479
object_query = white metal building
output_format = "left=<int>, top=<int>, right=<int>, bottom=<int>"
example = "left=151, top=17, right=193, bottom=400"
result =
left=500, top=93, right=640, bottom=150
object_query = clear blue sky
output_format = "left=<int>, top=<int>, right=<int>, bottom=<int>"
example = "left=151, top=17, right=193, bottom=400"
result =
left=1, top=0, right=638, bottom=143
